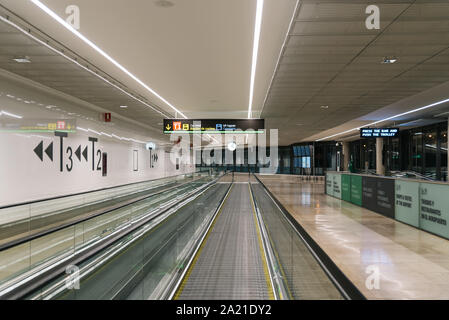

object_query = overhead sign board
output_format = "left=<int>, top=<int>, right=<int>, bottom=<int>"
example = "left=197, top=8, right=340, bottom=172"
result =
left=360, top=128, right=399, bottom=138
left=163, top=119, right=265, bottom=134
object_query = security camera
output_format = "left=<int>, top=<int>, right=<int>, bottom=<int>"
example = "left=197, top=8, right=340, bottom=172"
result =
left=146, top=142, right=156, bottom=151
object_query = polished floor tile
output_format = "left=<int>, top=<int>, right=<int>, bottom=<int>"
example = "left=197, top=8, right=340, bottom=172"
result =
left=258, top=174, right=449, bottom=300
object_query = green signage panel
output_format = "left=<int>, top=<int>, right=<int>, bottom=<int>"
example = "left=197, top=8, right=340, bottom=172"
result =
left=341, top=175, right=351, bottom=202
left=350, top=175, right=363, bottom=206
left=419, top=183, right=449, bottom=239
left=326, top=173, right=333, bottom=197
left=395, top=180, right=420, bottom=228
left=332, top=174, right=342, bottom=199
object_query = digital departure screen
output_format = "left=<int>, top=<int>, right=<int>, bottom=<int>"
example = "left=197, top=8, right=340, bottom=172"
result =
left=163, top=119, right=265, bottom=134
left=360, top=128, right=399, bottom=138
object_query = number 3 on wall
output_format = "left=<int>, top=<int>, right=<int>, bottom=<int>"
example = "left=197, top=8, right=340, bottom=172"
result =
left=66, top=147, right=73, bottom=172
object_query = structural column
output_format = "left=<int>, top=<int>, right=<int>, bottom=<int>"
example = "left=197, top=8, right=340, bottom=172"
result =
left=376, top=138, right=385, bottom=176
left=342, top=142, right=350, bottom=172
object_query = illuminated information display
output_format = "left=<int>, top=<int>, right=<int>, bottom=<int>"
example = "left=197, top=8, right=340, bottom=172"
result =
left=0, top=119, right=77, bottom=133
left=163, top=119, right=265, bottom=134
left=360, top=128, right=399, bottom=138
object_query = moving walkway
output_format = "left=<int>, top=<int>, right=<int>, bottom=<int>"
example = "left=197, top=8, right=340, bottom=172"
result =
left=0, top=173, right=364, bottom=300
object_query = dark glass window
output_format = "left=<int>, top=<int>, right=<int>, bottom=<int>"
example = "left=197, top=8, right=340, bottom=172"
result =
left=424, top=129, right=437, bottom=179
left=441, top=129, right=447, bottom=181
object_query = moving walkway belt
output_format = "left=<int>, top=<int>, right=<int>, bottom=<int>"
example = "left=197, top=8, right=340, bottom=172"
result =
left=174, top=183, right=274, bottom=300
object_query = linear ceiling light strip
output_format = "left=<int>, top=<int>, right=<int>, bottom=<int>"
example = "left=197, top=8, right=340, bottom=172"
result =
left=317, top=98, right=449, bottom=141
left=0, top=14, right=171, bottom=120
left=248, top=0, right=264, bottom=119
left=1, top=14, right=218, bottom=147
left=30, top=0, right=187, bottom=119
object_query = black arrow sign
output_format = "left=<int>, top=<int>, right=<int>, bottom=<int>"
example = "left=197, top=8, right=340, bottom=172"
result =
left=75, top=145, right=81, bottom=161
left=82, top=146, right=88, bottom=161
left=34, top=141, right=43, bottom=161
left=45, top=142, right=53, bottom=161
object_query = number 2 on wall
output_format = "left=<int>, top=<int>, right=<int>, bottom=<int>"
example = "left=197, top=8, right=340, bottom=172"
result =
left=97, top=150, right=102, bottom=171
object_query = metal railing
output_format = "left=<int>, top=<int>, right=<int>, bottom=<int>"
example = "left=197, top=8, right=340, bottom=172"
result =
left=389, top=170, right=436, bottom=181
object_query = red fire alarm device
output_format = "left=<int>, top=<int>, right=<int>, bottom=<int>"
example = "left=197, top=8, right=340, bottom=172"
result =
left=104, top=113, right=112, bottom=122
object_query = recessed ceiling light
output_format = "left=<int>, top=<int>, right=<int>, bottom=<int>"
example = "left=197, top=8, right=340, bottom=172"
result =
left=320, top=105, right=329, bottom=109
left=155, top=0, right=174, bottom=7
left=13, top=56, right=31, bottom=63
left=382, top=57, right=398, bottom=64
left=120, top=105, right=128, bottom=108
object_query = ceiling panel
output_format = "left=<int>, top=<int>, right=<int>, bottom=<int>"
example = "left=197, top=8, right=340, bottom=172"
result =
left=261, top=0, right=449, bottom=145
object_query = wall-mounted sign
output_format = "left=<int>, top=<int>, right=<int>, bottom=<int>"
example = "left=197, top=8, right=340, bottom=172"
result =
left=104, top=113, right=112, bottom=123
left=395, top=180, right=419, bottom=227
left=360, top=128, right=399, bottom=138
left=326, top=173, right=333, bottom=197
left=362, top=176, right=395, bottom=218
left=332, top=173, right=342, bottom=199
left=419, top=183, right=449, bottom=238
left=33, top=134, right=105, bottom=174
left=350, top=175, right=363, bottom=206
left=341, top=174, right=351, bottom=202
left=163, top=119, right=265, bottom=134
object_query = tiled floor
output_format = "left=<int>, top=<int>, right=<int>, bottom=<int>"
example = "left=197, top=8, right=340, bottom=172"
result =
left=257, top=174, right=449, bottom=300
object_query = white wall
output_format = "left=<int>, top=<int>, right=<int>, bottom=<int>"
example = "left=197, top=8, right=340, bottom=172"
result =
left=0, top=71, right=194, bottom=207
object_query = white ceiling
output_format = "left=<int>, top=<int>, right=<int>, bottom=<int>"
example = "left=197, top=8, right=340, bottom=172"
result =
left=261, top=0, right=449, bottom=145
left=0, top=13, right=170, bottom=141
left=0, top=0, right=297, bottom=120
left=2, top=0, right=449, bottom=146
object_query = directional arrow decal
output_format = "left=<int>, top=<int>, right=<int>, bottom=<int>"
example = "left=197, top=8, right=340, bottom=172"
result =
left=34, top=141, right=43, bottom=161
left=82, top=146, right=88, bottom=161
left=75, top=145, right=81, bottom=161
left=45, top=142, right=53, bottom=161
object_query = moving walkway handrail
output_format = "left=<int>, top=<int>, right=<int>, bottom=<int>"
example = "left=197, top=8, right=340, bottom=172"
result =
left=0, top=176, right=208, bottom=251
left=31, top=179, right=228, bottom=300
left=0, top=171, right=206, bottom=210
left=0, top=174, right=224, bottom=300
left=249, top=182, right=290, bottom=300
left=252, top=174, right=366, bottom=300
left=389, top=170, right=435, bottom=181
